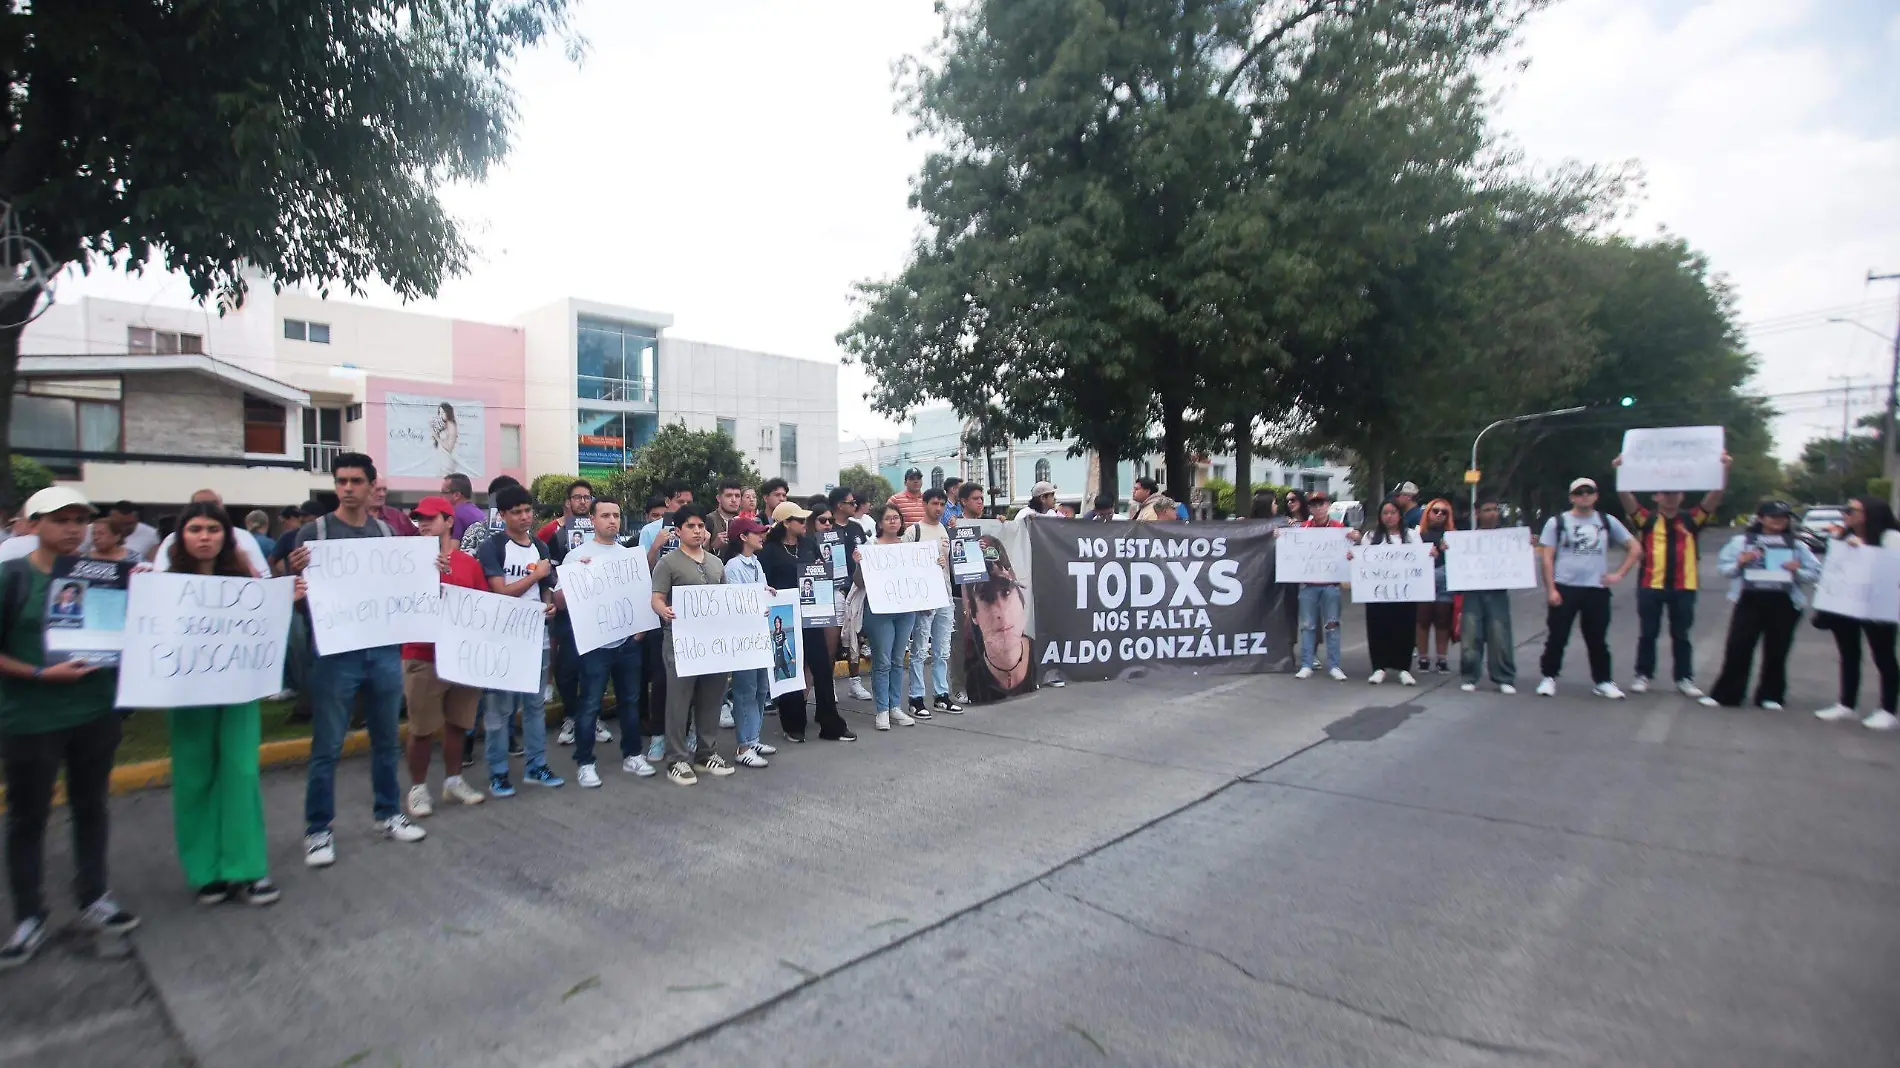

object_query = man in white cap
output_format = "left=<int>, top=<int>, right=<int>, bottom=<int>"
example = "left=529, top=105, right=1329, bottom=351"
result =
left=1022, top=481, right=1061, bottom=518
left=1535, top=476, right=1642, bottom=699
left=1394, top=482, right=1422, bottom=528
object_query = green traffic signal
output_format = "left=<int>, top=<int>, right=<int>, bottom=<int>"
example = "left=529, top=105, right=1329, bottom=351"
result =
left=1619, top=396, right=1635, bottom=407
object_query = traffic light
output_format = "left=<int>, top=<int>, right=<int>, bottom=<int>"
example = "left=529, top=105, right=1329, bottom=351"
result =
left=1619, top=395, right=1635, bottom=408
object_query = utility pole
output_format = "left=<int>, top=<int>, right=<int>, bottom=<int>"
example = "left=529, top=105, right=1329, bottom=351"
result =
left=1868, top=270, right=1900, bottom=512
left=1827, top=374, right=1861, bottom=502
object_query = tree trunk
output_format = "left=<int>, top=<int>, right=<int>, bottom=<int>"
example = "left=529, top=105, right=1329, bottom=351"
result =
left=1161, top=398, right=1189, bottom=501
left=1232, top=416, right=1251, bottom=504
left=0, top=294, right=35, bottom=511
left=1094, top=431, right=1122, bottom=502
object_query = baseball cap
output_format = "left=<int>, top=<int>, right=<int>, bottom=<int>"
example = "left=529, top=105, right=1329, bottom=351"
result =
left=771, top=501, right=813, bottom=523
left=1396, top=481, right=1419, bottom=496
left=24, top=486, right=94, bottom=519
left=904, top=467, right=923, bottom=480
left=728, top=516, right=770, bottom=539
left=1756, top=499, right=1793, bottom=518
left=410, top=495, right=455, bottom=520
left=1569, top=477, right=1598, bottom=493
left=1031, top=481, right=1057, bottom=497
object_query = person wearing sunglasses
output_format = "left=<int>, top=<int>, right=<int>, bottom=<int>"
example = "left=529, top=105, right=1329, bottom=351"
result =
left=1536, top=477, right=1641, bottom=699
left=1415, top=499, right=1458, bottom=675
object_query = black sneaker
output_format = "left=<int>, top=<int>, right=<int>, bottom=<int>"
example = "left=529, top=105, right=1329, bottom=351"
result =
left=1418, top=656, right=1431, bottom=672
left=76, top=896, right=140, bottom=936
left=783, top=733, right=807, bottom=744
left=933, top=695, right=963, bottom=714
left=460, top=747, right=476, bottom=769
left=196, top=882, right=231, bottom=906
left=1436, top=658, right=1450, bottom=675
left=507, top=739, right=526, bottom=758
left=239, top=879, right=281, bottom=906
left=910, top=696, right=932, bottom=719
left=820, top=729, right=858, bottom=742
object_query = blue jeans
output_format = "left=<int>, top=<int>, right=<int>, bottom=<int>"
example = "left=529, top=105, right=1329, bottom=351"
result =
left=864, top=611, right=917, bottom=710
left=1635, top=587, right=1697, bottom=682
left=576, top=639, right=644, bottom=767
left=908, top=604, right=953, bottom=699
left=1459, top=589, right=1516, bottom=685
left=1297, top=585, right=1343, bottom=671
left=484, top=651, right=548, bottom=776
left=729, top=667, right=768, bottom=748
left=304, top=645, right=403, bottom=835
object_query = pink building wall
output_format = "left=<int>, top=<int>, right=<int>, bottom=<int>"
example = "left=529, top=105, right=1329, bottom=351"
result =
left=365, top=320, right=530, bottom=494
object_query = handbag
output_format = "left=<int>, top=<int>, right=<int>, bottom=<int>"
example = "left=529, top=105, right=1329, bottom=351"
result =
left=1811, top=609, right=1842, bottom=632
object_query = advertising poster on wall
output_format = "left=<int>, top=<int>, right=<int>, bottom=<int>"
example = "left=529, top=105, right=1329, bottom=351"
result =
left=386, top=393, right=485, bottom=479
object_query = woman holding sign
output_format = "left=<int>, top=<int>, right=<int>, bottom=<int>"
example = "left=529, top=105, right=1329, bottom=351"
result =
left=1414, top=499, right=1458, bottom=675
left=857, top=505, right=918, bottom=731
left=1359, top=500, right=1419, bottom=686
left=1702, top=501, right=1820, bottom=711
left=163, top=503, right=286, bottom=907
left=760, top=502, right=855, bottom=743
left=1815, top=496, right=1900, bottom=730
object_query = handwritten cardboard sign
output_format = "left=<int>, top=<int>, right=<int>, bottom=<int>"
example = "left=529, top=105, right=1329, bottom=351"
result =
left=860, top=541, right=953, bottom=614
left=1813, top=542, right=1900, bottom=623
left=302, top=536, right=442, bottom=655
left=435, top=584, right=546, bottom=694
left=1444, top=528, right=1539, bottom=591
left=1618, top=426, right=1726, bottom=492
left=1350, top=543, right=1435, bottom=603
left=1274, top=527, right=1351, bottom=584
left=116, top=573, right=295, bottom=708
left=671, top=583, right=772, bottom=678
left=559, top=545, right=661, bottom=655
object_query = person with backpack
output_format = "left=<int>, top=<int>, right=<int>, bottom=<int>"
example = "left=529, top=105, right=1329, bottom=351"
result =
left=475, top=484, right=564, bottom=795
left=1813, top=496, right=1900, bottom=730
left=0, top=488, right=138, bottom=970
left=902, top=488, right=959, bottom=717
left=1535, top=478, right=1642, bottom=699
left=1700, top=500, right=1820, bottom=711
left=286, top=453, right=428, bottom=868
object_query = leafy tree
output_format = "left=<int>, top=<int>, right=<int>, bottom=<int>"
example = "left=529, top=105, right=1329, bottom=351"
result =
left=1784, top=414, right=1880, bottom=507
left=0, top=1, right=577, bottom=505
left=530, top=473, right=581, bottom=516
left=604, top=424, right=758, bottom=513
left=838, top=464, right=894, bottom=508
left=8, top=455, right=50, bottom=504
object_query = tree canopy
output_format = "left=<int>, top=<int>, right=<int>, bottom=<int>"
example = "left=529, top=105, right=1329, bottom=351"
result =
left=603, top=425, right=759, bottom=512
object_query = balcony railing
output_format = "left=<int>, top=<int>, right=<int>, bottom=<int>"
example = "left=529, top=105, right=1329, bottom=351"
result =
left=577, top=376, right=657, bottom=405
left=305, top=442, right=344, bottom=473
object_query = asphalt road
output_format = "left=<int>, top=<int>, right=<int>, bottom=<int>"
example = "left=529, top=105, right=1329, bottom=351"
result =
left=4, top=563, right=1897, bottom=1068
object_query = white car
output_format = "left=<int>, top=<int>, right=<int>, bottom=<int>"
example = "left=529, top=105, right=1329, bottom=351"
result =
left=1327, top=500, right=1364, bottom=529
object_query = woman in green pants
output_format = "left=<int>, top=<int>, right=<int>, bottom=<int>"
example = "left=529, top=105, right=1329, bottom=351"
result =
left=163, top=502, right=282, bottom=906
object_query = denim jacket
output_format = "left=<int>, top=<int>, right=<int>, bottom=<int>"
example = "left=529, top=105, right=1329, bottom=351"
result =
left=1715, top=533, right=1822, bottom=610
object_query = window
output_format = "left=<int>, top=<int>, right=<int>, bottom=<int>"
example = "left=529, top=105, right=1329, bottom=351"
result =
left=779, top=423, right=798, bottom=484
left=988, top=456, right=1009, bottom=498
left=127, top=327, right=202, bottom=355
left=302, top=406, right=344, bottom=472
left=576, top=317, right=659, bottom=404
left=1033, top=459, right=1051, bottom=485
left=10, top=377, right=122, bottom=461
left=577, top=409, right=658, bottom=473
left=930, top=466, right=945, bottom=490
left=1301, top=474, right=1331, bottom=494
left=283, top=319, right=330, bottom=344
left=242, top=394, right=286, bottom=454
left=716, top=417, right=737, bottom=442
left=500, top=424, right=522, bottom=468
left=1213, top=463, right=1228, bottom=483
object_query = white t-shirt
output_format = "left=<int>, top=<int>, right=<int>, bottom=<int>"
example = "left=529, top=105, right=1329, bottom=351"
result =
left=490, top=537, right=550, bottom=605
left=561, top=537, right=629, bottom=648
left=81, top=522, right=160, bottom=560
left=902, top=520, right=951, bottom=586
left=0, top=535, right=37, bottom=563
left=151, top=529, right=270, bottom=577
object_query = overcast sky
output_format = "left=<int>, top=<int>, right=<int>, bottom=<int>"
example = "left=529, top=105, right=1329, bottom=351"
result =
left=60, top=0, right=1900, bottom=461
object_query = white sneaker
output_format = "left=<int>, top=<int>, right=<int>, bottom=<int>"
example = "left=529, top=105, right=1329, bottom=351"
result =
left=577, top=763, right=602, bottom=789
left=1697, top=696, right=1719, bottom=708
left=1759, top=701, right=1782, bottom=711
left=1368, top=669, right=1386, bottom=685
left=557, top=719, right=576, bottom=746
left=1862, top=710, right=1899, bottom=732
left=622, top=755, right=657, bottom=777
left=752, top=741, right=778, bottom=756
left=1294, top=667, right=1314, bottom=680
left=1535, top=677, right=1557, bottom=697
left=848, top=679, right=873, bottom=702
left=1594, top=681, right=1627, bottom=700
left=1815, top=703, right=1857, bottom=722
left=1630, top=676, right=1650, bottom=694
left=1460, top=683, right=1476, bottom=692
left=1499, top=684, right=1517, bottom=695
left=1399, top=671, right=1418, bottom=686
left=735, top=747, right=769, bottom=768
left=441, top=777, right=485, bottom=805
left=720, top=706, right=735, bottom=729
left=304, top=831, right=335, bottom=868
left=1328, top=668, right=1348, bottom=681
left=891, top=707, right=917, bottom=726
left=1676, top=680, right=1705, bottom=699
left=875, top=710, right=891, bottom=731
left=378, top=814, right=427, bottom=843
left=595, top=723, right=612, bottom=743
left=406, top=784, right=433, bottom=819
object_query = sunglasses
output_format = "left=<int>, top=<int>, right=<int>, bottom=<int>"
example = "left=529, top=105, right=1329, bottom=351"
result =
left=1571, top=488, right=1597, bottom=496
left=1429, top=508, right=1449, bottom=516
left=814, top=516, right=833, bottom=525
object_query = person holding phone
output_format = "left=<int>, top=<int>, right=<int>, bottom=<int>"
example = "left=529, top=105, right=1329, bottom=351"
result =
left=1702, top=501, right=1819, bottom=710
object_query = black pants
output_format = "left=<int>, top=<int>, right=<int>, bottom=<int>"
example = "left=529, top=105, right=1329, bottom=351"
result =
left=4, top=714, right=121, bottom=924
left=775, top=628, right=850, bottom=739
left=1708, top=592, right=1800, bottom=707
left=1540, top=585, right=1612, bottom=683
left=1364, top=603, right=1415, bottom=671
left=1831, top=618, right=1899, bottom=713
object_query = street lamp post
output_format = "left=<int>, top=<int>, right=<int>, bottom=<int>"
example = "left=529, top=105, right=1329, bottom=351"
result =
left=1467, top=406, right=1589, bottom=520
left=1836, top=269, right=1900, bottom=512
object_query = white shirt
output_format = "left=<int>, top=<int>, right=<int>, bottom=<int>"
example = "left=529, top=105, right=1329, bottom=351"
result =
left=151, top=530, right=270, bottom=577
left=851, top=514, right=874, bottom=537
left=81, top=522, right=159, bottom=560
left=497, top=538, right=547, bottom=605
left=0, top=535, right=37, bottom=563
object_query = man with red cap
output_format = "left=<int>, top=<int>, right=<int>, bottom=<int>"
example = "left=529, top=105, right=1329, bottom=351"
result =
left=400, top=497, right=489, bottom=817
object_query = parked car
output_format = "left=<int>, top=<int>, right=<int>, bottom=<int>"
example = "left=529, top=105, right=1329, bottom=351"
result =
left=1800, top=505, right=1845, bottom=555
left=1327, top=500, right=1365, bottom=529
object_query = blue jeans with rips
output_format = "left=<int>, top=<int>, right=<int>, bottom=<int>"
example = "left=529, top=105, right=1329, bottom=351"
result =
left=1297, top=585, right=1343, bottom=671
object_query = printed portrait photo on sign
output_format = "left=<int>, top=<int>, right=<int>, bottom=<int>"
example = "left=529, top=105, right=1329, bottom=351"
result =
left=962, top=534, right=1036, bottom=703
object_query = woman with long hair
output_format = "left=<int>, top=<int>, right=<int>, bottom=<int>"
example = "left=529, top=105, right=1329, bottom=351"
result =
left=964, top=535, right=1034, bottom=702
left=1281, top=490, right=1309, bottom=527
left=1415, top=498, right=1457, bottom=674
left=1360, top=499, right=1419, bottom=686
left=1816, top=496, right=1900, bottom=730
left=164, top=503, right=284, bottom=906
left=856, top=504, right=919, bottom=730
left=759, top=501, right=854, bottom=742
left=1249, top=490, right=1277, bottom=521
left=1702, top=501, right=1821, bottom=710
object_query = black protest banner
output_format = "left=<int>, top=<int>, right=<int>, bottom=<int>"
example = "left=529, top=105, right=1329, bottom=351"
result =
left=1027, top=520, right=1285, bottom=683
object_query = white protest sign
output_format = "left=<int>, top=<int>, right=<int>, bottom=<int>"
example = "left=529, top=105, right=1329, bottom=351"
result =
left=1350, top=543, right=1435, bottom=603
left=559, top=545, right=661, bottom=655
left=302, top=536, right=442, bottom=655
left=671, top=583, right=772, bottom=678
left=1617, top=426, right=1726, bottom=492
left=860, top=541, right=953, bottom=614
left=767, top=589, right=805, bottom=697
left=1444, top=528, right=1539, bottom=591
left=435, top=584, right=546, bottom=694
left=1813, top=543, right=1900, bottom=623
left=1274, top=527, right=1351, bottom=584
left=116, top=573, right=295, bottom=708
